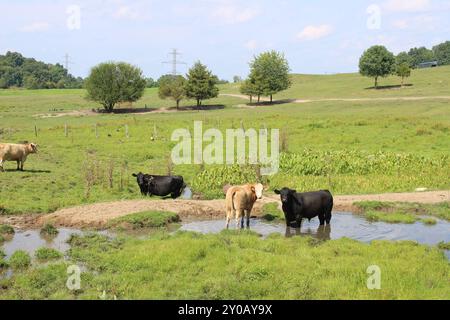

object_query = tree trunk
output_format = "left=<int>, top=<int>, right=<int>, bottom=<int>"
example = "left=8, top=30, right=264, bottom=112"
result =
left=374, top=77, right=378, bottom=89
left=176, top=100, right=180, bottom=110
left=270, top=94, right=273, bottom=103
left=257, top=94, right=261, bottom=103
left=401, top=77, right=404, bottom=88
left=197, top=99, right=200, bottom=107
left=250, top=95, right=253, bottom=104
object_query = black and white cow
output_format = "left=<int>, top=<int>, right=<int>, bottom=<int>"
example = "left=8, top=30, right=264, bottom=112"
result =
left=274, top=188, right=333, bottom=228
left=132, top=173, right=186, bottom=199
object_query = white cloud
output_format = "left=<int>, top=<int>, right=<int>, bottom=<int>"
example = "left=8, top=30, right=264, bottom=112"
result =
left=392, top=15, right=438, bottom=30
left=20, top=22, right=50, bottom=33
left=113, top=6, right=140, bottom=20
left=383, top=0, right=431, bottom=12
left=210, top=5, right=260, bottom=24
left=297, top=25, right=333, bottom=41
left=244, top=40, right=258, bottom=50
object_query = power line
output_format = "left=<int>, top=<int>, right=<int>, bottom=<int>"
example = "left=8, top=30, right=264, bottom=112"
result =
left=62, top=53, right=75, bottom=73
left=162, top=49, right=187, bottom=76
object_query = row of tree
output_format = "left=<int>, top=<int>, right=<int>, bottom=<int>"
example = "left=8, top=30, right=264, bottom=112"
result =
left=403, top=41, right=450, bottom=67
left=0, top=51, right=83, bottom=89
left=359, top=45, right=413, bottom=88
left=85, top=61, right=220, bottom=112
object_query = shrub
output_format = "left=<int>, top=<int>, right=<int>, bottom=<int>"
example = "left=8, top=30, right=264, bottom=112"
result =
left=40, top=224, right=59, bottom=236
left=0, top=224, right=15, bottom=235
left=9, top=250, right=31, bottom=269
left=108, top=211, right=180, bottom=230
left=35, top=248, right=63, bottom=261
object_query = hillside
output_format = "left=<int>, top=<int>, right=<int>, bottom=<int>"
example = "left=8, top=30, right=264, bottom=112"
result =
left=220, top=65, right=450, bottom=100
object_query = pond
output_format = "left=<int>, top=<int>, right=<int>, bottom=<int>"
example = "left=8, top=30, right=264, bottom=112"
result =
left=180, top=212, right=450, bottom=259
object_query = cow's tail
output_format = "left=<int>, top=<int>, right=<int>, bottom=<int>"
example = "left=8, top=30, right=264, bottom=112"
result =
left=231, top=190, right=238, bottom=211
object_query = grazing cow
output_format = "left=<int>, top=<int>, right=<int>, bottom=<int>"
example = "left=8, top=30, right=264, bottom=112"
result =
left=226, top=183, right=264, bottom=229
left=0, top=143, right=38, bottom=172
left=132, top=173, right=186, bottom=199
left=274, top=188, right=333, bottom=228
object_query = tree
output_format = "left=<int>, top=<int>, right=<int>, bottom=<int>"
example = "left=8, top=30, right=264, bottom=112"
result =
left=359, top=45, right=395, bottom=88
left=433, top=41, right=450, bottom=66
left=240, top=79, right=257, bottom=103
left=158, top=75, right=186, bottom=109
left=85, top=62, right=146, bottom=112
left=249, top=51, right=291, bottom=103
left=233, top=75, right=242, bottom=83
left=145, top=77, right=157, bottom=88
left=185, top=61, right=219, bottom=107
left=408, top=47, right=435, bottom=68
left=396, top=63, right=411, bottom=87
left=396, top=52, right=413, bottom=67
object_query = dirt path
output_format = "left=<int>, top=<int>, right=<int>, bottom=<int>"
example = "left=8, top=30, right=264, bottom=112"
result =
left=1, top=190, right=448, bottom=229
left=221, top=94, right=450, bottom=106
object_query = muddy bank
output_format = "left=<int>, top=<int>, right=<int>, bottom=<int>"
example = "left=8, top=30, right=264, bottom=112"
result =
left=1, top=190, right=448, bottom=229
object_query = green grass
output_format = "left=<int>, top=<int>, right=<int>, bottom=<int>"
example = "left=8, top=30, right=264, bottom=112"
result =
left=261, top=203, right=285, bottom=222
left=34, top=248, right=63, bottom=262
left=40, top=224, right=59, bottom=236
left=438, top=242, right=450, bottom=250
left=9, top=251, right=31, bottom=270
left=0, top=67, right=449, bottom=214
left=0, top=224, right=15, bottom=235
left=221, top=65, right=450, bottom=99
left=107, top=211, right=180, bottom=230
left=355, top=202, right=450, bottom=221
left=0, top=232, right=448, bottom=300
left=421, top=218, right=438, bottom=225
left=365, top=211, right=418, bottom=224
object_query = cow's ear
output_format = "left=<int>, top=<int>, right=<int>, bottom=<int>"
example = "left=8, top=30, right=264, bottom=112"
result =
left=274, top=189, right=281, bottom=195
left=132, top=173, right=138, bottom=177
left=251, top=186, right=256, bottom=193
left=290, top=189, right=297, bottom=194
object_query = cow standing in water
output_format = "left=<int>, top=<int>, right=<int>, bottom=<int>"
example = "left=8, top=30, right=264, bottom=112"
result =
left=226, top=183, right=264, bottom=229
left=132, top=173, right=186, bottom=199
left=275, top=188, right=333, bottom=228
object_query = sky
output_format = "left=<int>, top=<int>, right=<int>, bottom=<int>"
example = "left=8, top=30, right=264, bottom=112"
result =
left=1, top=0, right=449, bottom=80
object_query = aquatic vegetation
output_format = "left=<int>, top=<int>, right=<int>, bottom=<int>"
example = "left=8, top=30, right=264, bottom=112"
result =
left=365, top=211, right=418, bottom=224
left=0, top=224, right=15, bottom=235
left=9, top=250, right=31, bottom=270
left=107, top=211, right=180, bottom=230
left=40, top=224, right=59, bottom=236
left=438, top=242, right=450, bottom=250
left=355, top=202, right=450, bottom=221
left=35, top=248, right=63, bottom=262
left=261, top=203, right=285, bottom=222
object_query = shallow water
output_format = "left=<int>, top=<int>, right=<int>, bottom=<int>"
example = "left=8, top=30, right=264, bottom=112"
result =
left=1, top=228, right=109, bottom=259
left=180, top=212, right=450, bottom=258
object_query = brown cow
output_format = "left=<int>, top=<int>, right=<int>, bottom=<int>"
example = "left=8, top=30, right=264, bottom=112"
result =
left=0, top=143, right=38, bottom=172
left=226, top=183, right=264, bottom=229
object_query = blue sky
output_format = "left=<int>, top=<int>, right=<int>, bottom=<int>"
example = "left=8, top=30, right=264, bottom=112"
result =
left=1, top=0, right=449, bottom=80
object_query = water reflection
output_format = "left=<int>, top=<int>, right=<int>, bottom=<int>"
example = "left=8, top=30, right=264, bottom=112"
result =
left=285, top=225, right=332, bottom=241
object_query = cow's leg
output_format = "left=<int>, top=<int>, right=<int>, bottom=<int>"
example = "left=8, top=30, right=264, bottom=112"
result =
left=226, top=208, right=232, bottom=229
left=325, top=208, right=332, bottom=225
left=296, top=216, right=303, bottom=229
left=16, top=161, right=20, bottom=171
left=236, top=209, right=244, bottom=230
left=20, top=160, right=25, bottom=171
left=245, top=210, right=251, bottom=229
left=0, top=159, right=3, bottom=172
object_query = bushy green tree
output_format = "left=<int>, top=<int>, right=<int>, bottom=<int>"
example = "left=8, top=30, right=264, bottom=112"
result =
left=408, top=47, right=435, bottom=67
left=85, top=62, right=146, bottom=112
left=396, top=63, right=411, bottom=87
left=433, top=41, right=450, bottom=66
left=396, top=52, right=413, bottom=67
left=158, top=75, right=186, bottom=109
left=359, top=45, right=395, bottom=88
left=240, top=79, right=257, bottom=103
left=185, top=62, right=219, bottom=107
left=248, top=51, right=291, bottom=103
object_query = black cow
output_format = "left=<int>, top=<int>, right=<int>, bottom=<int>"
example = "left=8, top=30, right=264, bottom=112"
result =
left=132, top=173, right=186, bottom=199
left=274, top=188, right=333, bottom=228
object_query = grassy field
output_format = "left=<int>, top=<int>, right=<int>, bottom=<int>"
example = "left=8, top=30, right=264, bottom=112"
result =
left=0, top=67, right=449, bottom=214
left=0, top=231, right=448, bottom=300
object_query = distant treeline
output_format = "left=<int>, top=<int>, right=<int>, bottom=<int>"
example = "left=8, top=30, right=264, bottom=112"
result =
left=0, top=51, right=83, bottom=89
left=401, top=41, right=450, bottom=67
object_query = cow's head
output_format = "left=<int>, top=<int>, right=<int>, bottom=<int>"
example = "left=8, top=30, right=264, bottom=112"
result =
left=252, top=183, right=264, bottom=200
left=28, top=143, right=38, bottom=153
left=275, top=188, right=296, bottom=204
left=132, top=172, right=145, bottom=185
